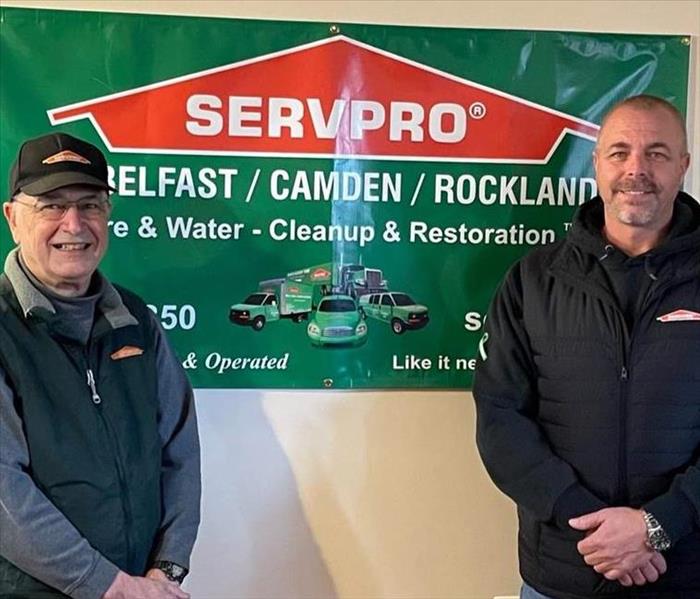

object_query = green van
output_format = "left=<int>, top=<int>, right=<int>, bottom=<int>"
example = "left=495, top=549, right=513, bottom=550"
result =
left=359, top=292, right=429, bottom=334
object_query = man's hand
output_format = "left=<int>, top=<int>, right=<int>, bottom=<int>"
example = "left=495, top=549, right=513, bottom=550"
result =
left=614, top=552, right=667, bottom=587
left=102, top=570, right=190, bottom=599
left=569, top=507, right=667, bottom=585
left=146, top=568, right=172, bottom=583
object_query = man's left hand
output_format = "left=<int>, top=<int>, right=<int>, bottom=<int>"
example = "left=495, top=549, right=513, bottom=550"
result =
left=569, top=507, right=662, bottom=580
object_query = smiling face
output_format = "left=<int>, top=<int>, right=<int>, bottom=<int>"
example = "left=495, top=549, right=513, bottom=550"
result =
left=593, top=104, right=690, bottom=235
left=3, top=185, right=111, bottom=297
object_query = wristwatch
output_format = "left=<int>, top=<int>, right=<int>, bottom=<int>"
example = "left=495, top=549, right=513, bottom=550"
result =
left=642, top=510, right=672, bottom=552
left=152, top=560, right=188, bottom=584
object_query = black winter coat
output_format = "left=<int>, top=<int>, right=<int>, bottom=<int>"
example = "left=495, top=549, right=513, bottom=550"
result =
left=473, top=194, right=700, bottom=598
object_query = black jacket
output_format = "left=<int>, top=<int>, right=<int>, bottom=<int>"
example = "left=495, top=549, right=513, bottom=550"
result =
left=473, top=193, right=700, bottom=598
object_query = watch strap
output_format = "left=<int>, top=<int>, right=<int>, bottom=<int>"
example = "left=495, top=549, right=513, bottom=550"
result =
left=152, top=560, right=188, bottom=584
left=642, top=510, right=671, bottom=552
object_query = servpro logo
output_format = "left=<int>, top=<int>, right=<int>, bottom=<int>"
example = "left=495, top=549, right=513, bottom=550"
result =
left=657, top=309, right=700, bottom=323
left=311, top=268, right=332, bottom=280
left=48, top=36, right=598, bottom=163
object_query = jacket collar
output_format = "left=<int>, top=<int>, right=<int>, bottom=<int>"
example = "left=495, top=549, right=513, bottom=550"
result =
left=3, top=247, right=138, bottom=330
left=548, top=193, right=700, bottom=303
left=567, top=192, right=700, bottom=263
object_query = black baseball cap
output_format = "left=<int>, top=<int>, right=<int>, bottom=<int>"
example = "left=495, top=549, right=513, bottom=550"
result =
left=9, top=132, right=115, bottom=198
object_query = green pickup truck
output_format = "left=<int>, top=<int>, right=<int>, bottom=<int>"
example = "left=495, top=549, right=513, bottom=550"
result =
left=307, top=295, right=368, bottom=346
left=359, top=292, right=429, bottom=334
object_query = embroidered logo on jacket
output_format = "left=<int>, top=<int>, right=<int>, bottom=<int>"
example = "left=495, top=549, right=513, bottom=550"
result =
left=110, top=345, right=145, bottom=360
left=656, top=309, right=700, bottom=323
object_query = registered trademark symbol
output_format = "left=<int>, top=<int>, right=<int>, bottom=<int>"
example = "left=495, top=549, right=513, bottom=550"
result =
left=469, top=102, right=486, bottom=119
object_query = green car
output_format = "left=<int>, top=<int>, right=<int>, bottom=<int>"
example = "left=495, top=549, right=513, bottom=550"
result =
left=307, top=295, right=368, bottom=346
left=359, top=292, right=429, bottom=334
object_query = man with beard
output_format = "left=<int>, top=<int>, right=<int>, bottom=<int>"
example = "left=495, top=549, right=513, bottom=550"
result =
left=474, top=95, right=699, bottom=598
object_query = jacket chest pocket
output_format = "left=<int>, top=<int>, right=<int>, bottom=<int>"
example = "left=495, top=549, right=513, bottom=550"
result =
left=530, top=337, right=614, bottom=382
left=633, top=336, right=700, bottom=388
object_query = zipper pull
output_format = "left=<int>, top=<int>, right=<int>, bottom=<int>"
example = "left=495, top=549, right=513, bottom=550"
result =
left=86, top=369, right=102, bottom=404
left=621, top=366, right=628, bottom=381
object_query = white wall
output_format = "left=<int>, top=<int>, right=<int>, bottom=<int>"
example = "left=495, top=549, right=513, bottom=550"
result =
left=2, top=2, right=698, bottom=598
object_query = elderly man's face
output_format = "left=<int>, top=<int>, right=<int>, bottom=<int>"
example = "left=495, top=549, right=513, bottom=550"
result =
left=593, top=105, right=690, bottom=232
left=3, top=185, right=111, bottom=297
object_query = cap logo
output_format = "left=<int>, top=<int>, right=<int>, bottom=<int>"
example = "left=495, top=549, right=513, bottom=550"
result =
left=42, top=150, right=91, bottom=165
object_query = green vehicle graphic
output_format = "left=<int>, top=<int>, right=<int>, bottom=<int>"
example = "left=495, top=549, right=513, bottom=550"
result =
left=338, top=264, right=387, bottom=298
left=229, top=279, right=316, bottom=331
left=307, top=295, right=368, bottom=346
left=229, top=292, right=280, bottom=331
left=359, top=292, right=429, bottom=334
left=229, top=262, right=422, bottom=343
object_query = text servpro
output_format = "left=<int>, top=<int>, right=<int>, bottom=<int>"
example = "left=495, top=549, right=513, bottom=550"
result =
left=186, top=95, right=470, bottom=143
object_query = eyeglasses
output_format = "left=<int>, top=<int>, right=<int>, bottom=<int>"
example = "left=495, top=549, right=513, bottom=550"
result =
left=12, top=197, right=111, bottom=220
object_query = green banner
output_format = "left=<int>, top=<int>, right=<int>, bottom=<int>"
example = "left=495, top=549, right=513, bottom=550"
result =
left=0, top=8, right=690, bottom=388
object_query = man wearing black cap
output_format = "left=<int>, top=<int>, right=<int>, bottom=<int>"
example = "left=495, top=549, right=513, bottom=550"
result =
left=0, top=133, right=200, bottom=599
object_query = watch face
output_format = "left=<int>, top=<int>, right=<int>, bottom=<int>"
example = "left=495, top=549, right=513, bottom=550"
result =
left=651, top=531, right=671, bottom=551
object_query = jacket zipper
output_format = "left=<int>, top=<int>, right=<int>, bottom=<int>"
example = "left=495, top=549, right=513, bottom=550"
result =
left=618, top=356, right=629, bottom=504
left=616, top=276, right=661, bottom=505
left=86, top=369, right=101, bottom=404
left=84, top=347, right=133, bottom=564
left=552, top=255, right=696, bottom=505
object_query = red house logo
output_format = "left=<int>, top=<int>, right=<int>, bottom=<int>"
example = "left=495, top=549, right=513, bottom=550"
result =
left=48, top=36, right=599, bottom=163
